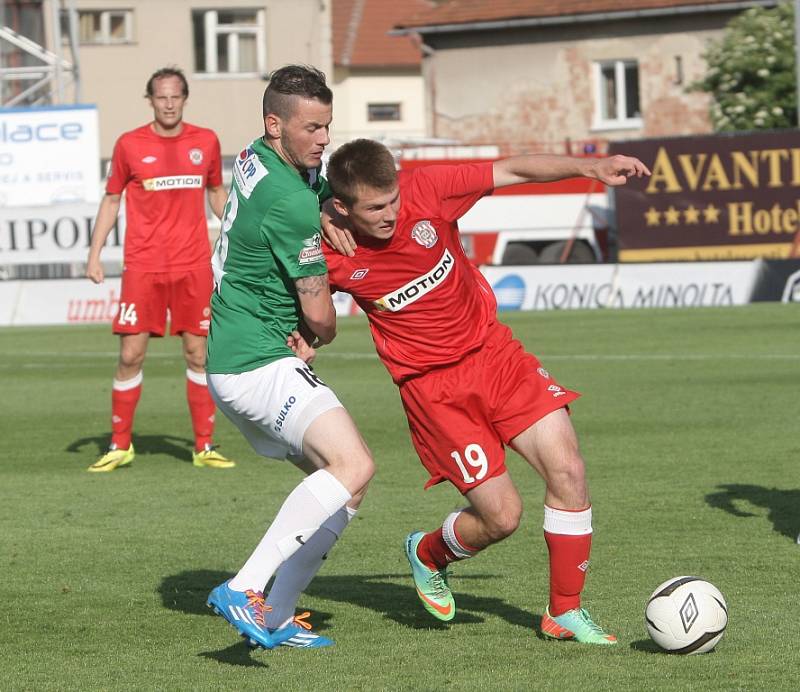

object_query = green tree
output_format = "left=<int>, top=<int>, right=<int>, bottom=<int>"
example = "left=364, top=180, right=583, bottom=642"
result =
left=693, top=3, right=797, bottom=131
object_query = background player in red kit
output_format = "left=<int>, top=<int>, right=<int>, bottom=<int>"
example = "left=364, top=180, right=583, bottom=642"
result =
left=320, top=139, right=649, bottom=644
left=85, top=66, right=233, bottom=472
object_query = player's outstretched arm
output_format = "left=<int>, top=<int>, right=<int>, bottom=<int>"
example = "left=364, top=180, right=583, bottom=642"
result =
left=295, top=274, right=337, bottom=346
left=493, top=154, right=650, bottom=189
left=86, top=194, right=122, bottom=284
left=583, top=155, right=651, bottom=186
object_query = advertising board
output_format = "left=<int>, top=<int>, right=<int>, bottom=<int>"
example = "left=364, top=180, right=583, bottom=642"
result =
left=0, top=201, right=123, bottom=264
left=0, top=104, right=101, bottom=208
left=610, top=131, right=800, bottom=261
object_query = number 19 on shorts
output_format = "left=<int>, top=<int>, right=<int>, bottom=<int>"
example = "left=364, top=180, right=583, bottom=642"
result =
left=451, top=444, right=488, bottom=485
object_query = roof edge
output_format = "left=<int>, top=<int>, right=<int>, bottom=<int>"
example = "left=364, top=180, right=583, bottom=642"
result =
left=392, top=1, right=779, bottom=36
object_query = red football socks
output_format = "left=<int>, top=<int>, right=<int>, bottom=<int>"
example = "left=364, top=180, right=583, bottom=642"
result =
left=544, top=531, right=592, bottom=615
left=416, top=528, right=457, bottom=570
left=110, top=373, right=142, bottom=449
left=418, top=511, right=479, bottom=570
left=186, top=370, right=215, bottom=451
left=543, top=505, right=593, bottom=616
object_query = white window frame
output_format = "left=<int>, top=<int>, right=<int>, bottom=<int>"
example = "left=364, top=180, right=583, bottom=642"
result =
left=592, top=59, right=642, bottom=131
left=194, top=9, right=266, bottom=78
left=63, top=9, right=134, bottom=45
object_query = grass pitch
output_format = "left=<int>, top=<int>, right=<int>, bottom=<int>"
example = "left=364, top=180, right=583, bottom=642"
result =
left=1, top=304, right=797, bottom=690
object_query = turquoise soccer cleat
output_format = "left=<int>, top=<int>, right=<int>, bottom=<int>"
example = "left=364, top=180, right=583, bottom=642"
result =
left=404, top=531, right=455, bottom=621
left=207, top=581, right=276, bottom=649
left=268, top=612, right=334, bottom=648
left=540, top=606, right=618, bottom=645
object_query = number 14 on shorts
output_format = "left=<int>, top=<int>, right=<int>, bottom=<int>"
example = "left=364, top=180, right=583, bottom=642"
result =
left=117, top=302, right=138, bottom=326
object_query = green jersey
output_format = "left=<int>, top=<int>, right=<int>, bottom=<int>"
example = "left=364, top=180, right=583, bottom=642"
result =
left=207, top=137, right=331, bottom=374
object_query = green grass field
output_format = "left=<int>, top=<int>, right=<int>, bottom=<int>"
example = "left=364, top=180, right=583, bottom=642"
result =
left=1, top=304, right=798, bottom=691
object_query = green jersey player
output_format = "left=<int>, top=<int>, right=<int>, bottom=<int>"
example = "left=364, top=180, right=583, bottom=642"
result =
left=204, top=65, right=374, bottom=650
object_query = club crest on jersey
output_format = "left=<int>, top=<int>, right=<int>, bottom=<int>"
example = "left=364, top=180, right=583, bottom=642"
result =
left=298, top=233, right=324, bottom=265
left=411, top=220, right=438, bottom=248
left=188, top=148, right=204, bottom=165
left=233, top=145, right=268, bottom=199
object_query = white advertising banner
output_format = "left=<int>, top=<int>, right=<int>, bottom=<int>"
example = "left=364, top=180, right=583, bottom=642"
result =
left=0, top=277, right=359, bottom=326
left=481, top=261, right=760, bottom=311
left=0, top=104, right=101, bottom=207
left=0, top=278, right=122, bottom=326
left=0, top=261, right=763, bottom=326
left=0, top=201, right=123, bottom=264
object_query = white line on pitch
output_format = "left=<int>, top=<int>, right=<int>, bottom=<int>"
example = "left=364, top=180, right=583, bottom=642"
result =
left=2, top=352, right=799, bottom=369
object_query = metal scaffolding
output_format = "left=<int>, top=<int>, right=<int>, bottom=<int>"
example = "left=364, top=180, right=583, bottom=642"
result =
left=1, top=0, right=81, bottom=107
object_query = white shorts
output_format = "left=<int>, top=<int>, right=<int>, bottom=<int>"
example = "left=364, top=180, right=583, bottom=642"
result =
left=208, top=357, right=343, bottom=460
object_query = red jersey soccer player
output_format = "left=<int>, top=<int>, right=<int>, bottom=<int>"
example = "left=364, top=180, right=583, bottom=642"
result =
left=321, top=139, right=649, bottom=644
left=85, top=67, right=233, bottom=472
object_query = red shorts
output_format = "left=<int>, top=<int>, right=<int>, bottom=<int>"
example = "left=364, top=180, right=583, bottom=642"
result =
left=113, top=266, right=213, bottom=337
left=398, top=322, right=580, bottom=494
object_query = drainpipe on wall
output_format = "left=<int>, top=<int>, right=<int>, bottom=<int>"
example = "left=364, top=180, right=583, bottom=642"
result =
left=411, top=32, right=437, bottom=138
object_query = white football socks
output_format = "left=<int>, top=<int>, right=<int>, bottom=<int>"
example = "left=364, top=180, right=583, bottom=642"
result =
left=264, top=505, right=356, bottom=629
left=228, top=469, right=351, bottom=593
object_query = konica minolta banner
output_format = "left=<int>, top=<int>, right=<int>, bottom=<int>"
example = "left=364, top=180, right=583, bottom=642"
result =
left=3, top=259, right=799, bottom=326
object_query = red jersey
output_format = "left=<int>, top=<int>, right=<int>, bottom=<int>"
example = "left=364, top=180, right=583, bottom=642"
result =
left=106, top=122, right=222, bottom=272
left=326, top=162, right=498, bottom=383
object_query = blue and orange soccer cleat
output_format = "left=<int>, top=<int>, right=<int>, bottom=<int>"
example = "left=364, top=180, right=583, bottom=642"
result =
left=207, top=581, right=275, bottom=649
left=404, top=531, right=456, bottom=621
left=540, top=606, right=618, bottom=645
left=268, top=612, right=334, bottom=648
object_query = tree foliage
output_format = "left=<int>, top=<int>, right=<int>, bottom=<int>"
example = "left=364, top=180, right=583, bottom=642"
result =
left=692, top=3, right=797, bottom=131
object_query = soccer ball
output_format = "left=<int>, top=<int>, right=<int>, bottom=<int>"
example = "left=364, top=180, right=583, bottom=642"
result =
left=645, top=576, right=728, bottom=654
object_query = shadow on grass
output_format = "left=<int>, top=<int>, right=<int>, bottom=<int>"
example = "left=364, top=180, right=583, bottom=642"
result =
left=630, top=639, right=722, bottom=656
left=66, top=434, right=195, bottom=463
left=629, top=639, right=664, bottom=654
left=159, top=568, right=537, bottom=633
left=198, top=641, right=268, bottom=668
left=705, top=483, right=800, bottom=543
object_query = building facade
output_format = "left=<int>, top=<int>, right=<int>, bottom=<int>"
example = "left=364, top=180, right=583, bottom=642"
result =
left=394, top=0, right=783, bottom=153
left=4, top=0, right=332, bottom=157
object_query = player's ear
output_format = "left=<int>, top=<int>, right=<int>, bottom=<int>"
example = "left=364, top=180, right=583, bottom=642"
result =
left=264, top=113, right=281, bottom=139
left=331, top=196, right=350, bottom=217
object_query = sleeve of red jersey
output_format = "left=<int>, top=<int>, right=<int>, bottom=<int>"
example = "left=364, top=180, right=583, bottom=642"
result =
left=322, top=245, right=344, bottom=292
left=206, top=133, right=223, bottom=188
left=104, top=137, right=131, bottom=195
left=413, top=162, right=494, bottom=222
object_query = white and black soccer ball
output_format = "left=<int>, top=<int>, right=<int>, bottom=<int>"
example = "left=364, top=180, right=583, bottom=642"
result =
left=645, top=576, right=728, bottom=654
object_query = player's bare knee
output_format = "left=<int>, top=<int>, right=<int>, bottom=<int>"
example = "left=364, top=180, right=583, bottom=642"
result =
left=182, top=345, right=206, bottom=370
left=184, top=351, right=205, bottom=371
left=547, top=452, right=585, bottom=488
left=486, top=515, right=519, bottom=543
left=481, top=505, right=521, bottom=543
left=345, top=452, right=375, bottom=489
left=118, top=349, right=145, bottom=372
left=324, top=446, right=374, bottom=494
left=563, top=453, right=587, bottom=487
